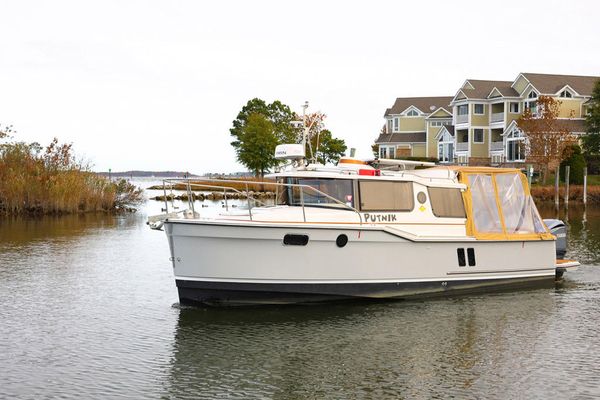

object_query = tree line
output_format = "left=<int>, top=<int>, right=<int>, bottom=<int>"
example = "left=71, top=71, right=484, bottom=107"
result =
left=229, top=98, right=347, bottom=177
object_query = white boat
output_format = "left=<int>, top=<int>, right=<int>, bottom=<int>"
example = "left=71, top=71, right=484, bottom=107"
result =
left=149, top=147, right=579, bottom=306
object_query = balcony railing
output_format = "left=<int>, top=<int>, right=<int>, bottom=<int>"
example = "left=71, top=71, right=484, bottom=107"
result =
left=456, top=114, right=468, bottom=124
left=456, top=142, right=468, bottom=152
left=490, top=141, right=504, bottom=151
left=491, top=112, right=504, bottom=123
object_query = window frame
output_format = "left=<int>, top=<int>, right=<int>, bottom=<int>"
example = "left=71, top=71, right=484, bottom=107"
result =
left=473, top=128, right=484, bottom=144
left=358, top=180, right=414, bottom=212
left=509, top=102, right=520, bottom=113
left=473, top=104, right=485, bottom=115
left=428, top=187, right=466, bottom=218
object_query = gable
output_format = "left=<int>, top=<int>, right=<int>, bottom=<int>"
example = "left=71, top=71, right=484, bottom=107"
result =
left=512, top=74, right=531, bottom=95
left=488, top=87, right=503, bottom=99
left=461, top=80, right=475, bottom=90
left=428, top=108, right=452, bottom=118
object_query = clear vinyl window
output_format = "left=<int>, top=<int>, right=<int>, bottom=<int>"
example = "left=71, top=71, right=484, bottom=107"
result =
left=468, top=174, right=503, bottom=233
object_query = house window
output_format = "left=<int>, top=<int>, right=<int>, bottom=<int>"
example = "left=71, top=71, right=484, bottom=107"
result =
left=393, top=117, right=399, bottom=132
left=528, top=91, right=538, bottom=99
left=474, top=104, right=484, bottom=115
left=380, top=146, right=395, bottom=159
left=505, top=128, right=526, bottom=162
left=387, top=119, right=393, bottom=133
left=509, top=102, right=520, bottom=113
left=473, top=129, right=484, bottom=143
left=407, top=110, right=419, bottom=117
left=457, top=105, right=468, bottom=115
left=560, top=90, right=573, bottom=98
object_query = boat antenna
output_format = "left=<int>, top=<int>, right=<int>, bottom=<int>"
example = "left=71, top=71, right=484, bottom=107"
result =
left=302, top=101, right=312, bottom=164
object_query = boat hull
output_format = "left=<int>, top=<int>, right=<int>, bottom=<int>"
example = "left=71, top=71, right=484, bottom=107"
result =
left=175, top=276, right=555, bottom=306
left=165, top=220, right=558, bottom=306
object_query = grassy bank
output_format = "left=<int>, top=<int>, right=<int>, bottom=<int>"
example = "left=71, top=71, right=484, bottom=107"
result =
left=530, top=185, right=600, bottom=204
left=0, top=132, right=143, bottom=216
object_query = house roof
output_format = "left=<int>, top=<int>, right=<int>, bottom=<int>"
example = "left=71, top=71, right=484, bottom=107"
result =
left=435, top=125, right=455, bottom=140
left=384, top=97, right=453, bottom=116
left=521, top=73, right=600, bottom=96
left=505, top=118, right=587, bottom=135
left=459, top=80, right=519, bottom=99
left=375, top=132, right=427, bottom=143
left=555, top=119, right=587, bottom=133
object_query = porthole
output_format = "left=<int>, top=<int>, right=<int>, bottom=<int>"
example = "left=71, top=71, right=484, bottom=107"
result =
left=283, top=234, right=309, bottom=246
left=417, top=191, right=427, bottom=204
left=336, top=234, right=348, bottom=248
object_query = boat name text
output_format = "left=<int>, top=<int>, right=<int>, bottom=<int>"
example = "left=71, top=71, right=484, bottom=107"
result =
left=362, top=213, right=397, bottom=223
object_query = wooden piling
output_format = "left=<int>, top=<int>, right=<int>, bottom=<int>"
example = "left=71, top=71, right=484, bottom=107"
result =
left=564, top=166, right=570, bottom=207
left=554, top=168, right=560, bottom=208
left=583, top=167, right=588, bottom=206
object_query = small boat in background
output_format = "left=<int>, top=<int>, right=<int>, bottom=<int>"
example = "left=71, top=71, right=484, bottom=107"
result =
left=149, top=145, right=578, bottom=306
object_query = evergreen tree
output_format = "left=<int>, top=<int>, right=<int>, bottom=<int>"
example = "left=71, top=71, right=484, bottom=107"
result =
left=582, top=79, right=600, bottom=154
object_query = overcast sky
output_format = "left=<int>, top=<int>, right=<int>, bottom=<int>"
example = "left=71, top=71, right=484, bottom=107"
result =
left=1, top=0, right=599, bottom=174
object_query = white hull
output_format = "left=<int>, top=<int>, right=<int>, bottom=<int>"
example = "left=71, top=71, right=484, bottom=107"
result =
left=165, top=220, right=558, bottom=305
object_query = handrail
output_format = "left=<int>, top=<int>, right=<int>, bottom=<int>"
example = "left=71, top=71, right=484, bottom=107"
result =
left=160, top=177, right=363, bottom=225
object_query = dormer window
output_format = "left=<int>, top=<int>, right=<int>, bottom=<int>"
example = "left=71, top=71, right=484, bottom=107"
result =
left=560, top=90, right=573, bottom=98
left=406, top=110, right=419, bottom=117
left=528, top=91, right=538, bottom=99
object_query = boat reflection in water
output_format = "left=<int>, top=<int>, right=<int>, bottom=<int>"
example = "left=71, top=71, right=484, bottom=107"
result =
left=150, top=146, right=579, bottom=306
left=164, top=289, right=562, bottom=398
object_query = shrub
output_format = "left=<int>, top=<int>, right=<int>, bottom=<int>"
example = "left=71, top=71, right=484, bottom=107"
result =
left=560, top=144, right=587, bottom=184
left=0, top=128, right=144, bottom=215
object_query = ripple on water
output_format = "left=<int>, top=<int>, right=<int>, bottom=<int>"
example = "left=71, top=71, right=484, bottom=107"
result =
left=0, top=207, right=599, bottom=399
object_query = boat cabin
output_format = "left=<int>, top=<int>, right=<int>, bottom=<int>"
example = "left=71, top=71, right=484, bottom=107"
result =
left=269, top=161, right=551, bottom=241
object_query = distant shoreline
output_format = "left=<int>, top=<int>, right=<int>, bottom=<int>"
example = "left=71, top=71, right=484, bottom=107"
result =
left=95, top=171, right=200, bottom=178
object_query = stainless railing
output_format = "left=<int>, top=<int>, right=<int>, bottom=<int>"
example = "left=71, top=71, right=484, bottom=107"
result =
left=160, top=178, right=363, bottom=225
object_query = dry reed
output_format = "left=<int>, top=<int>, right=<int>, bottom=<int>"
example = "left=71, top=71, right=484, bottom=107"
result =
left=0, top=137, right=143, bottom=215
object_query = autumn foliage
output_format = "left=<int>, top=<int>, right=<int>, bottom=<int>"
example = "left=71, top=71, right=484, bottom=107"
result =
left=516, top=96, right=577, bottom=182
left=0, top=126, right=143, bottom=215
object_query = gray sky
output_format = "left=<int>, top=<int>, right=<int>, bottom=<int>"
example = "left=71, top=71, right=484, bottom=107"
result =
left=1, top=0, right=599, bottom=174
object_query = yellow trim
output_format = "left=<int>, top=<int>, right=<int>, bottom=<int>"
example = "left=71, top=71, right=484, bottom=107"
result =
left=458, top=170, right=553, bottom=241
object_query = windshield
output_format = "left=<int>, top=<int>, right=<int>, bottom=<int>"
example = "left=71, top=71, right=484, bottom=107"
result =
left=276, top=178, right=354, bottom=208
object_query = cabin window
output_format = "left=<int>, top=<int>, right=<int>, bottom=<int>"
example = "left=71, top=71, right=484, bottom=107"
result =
left=359, top=181, right=414, bottom=211
left=428, top=188, right=466, bottom=218
left=467, top=174, right=503, bottom=233
left=277, top=178, right=354, bottom=208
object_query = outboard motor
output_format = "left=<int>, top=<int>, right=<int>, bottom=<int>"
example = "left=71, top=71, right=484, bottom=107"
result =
left=543, top=219, right=567, bottom=259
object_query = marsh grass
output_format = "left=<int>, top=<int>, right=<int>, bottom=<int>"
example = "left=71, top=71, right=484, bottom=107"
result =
left=0, top=133, right=143, bottom=216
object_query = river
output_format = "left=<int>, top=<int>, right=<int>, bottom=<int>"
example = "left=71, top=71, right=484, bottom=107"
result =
left=1, top=184, right=599, bottom=399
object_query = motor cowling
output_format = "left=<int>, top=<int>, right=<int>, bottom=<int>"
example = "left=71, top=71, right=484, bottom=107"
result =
left=543, top=219, right=567, bottom=259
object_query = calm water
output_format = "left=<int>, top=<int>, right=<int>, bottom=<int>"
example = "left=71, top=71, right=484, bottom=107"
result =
left=1, top=190, right=599, bottom=399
